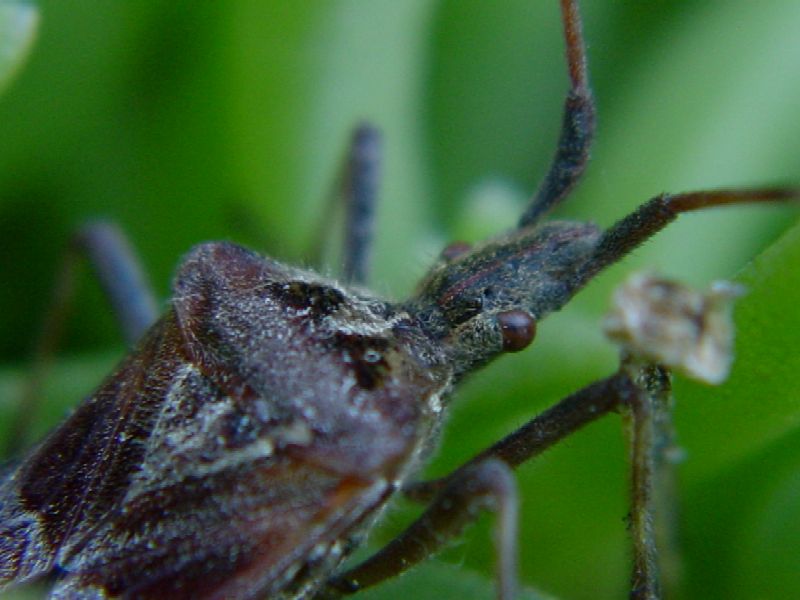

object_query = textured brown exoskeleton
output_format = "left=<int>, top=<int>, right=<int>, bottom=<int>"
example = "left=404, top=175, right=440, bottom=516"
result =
left=0, top=1, right=797, bottom=599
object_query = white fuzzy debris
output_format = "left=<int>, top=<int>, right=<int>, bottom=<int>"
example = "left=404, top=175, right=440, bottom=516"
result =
left=604, top=272, right=743, bottom=384
left=273, top=420, right=313, bottom=446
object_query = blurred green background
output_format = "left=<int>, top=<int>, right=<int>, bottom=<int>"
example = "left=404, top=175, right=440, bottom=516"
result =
left=1, top=1, right=800, bottom=599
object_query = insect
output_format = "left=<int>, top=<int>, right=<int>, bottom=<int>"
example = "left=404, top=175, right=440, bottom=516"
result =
left=0, top=1, right=796, bottom=593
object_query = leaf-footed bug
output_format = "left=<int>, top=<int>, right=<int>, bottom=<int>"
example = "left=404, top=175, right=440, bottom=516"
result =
left=1, top=1, right=799, bottom=599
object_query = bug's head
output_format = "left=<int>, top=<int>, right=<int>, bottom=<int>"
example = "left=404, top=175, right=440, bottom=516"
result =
left=407, top=220, right=602, bottom=379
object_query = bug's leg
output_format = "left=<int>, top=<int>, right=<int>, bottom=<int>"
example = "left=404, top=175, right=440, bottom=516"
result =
left=647, top=385, right=683, bottom=600
left=575, top=187, right=800, bottom=285
left=309, top=124, right=382, bottom=285
left=332, top=458, right=519, bottom=600
left=72, top=222, right=158, bottom=344
left=518, top=0, right=595, bottom=227
left=623, top=362, right=670, bottom=600
left=322, top=371, right=638, bottom=599
left=607, top=272, right=741, bottom=598
left=342, top=125, right=381, bottom=284
left=4, top=222, right=156, bottom=455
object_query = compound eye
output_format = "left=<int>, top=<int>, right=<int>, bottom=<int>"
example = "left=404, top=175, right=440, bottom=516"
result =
left=497, top=310, right=536, bottom=352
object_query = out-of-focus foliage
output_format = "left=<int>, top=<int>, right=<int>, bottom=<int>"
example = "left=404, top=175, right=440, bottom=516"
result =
left=1, top=1, right=799, bottom=599
left=0, top=1, right=38, bottom=94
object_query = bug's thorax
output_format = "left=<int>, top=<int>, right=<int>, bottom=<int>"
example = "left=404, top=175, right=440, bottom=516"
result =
left=171, top=242, right=454, bottom=477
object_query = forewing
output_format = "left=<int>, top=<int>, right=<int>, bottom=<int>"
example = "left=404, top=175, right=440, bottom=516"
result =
left=0, top=314, right=185, bottom=588
left=52, top=457, right=392, bottom=599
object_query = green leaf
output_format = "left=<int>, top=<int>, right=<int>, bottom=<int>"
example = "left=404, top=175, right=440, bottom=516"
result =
left=677, top=222, right=800, bottom=483
left=675, top=221, right=800, bottom=599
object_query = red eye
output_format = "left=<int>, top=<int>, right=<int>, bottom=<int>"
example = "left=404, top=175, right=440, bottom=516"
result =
left=497, top=310, right=536, bottom=352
